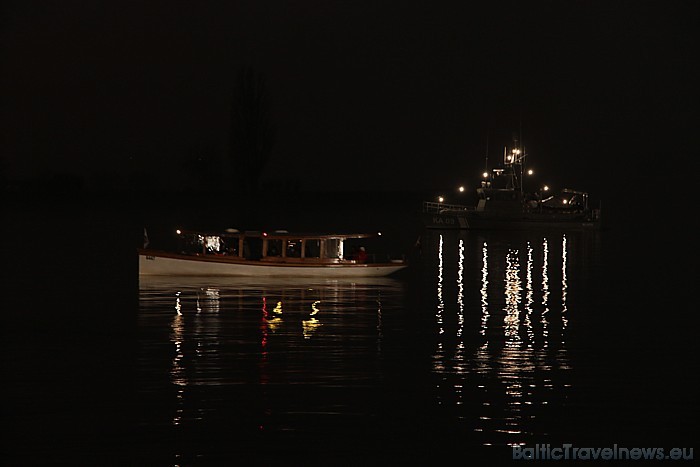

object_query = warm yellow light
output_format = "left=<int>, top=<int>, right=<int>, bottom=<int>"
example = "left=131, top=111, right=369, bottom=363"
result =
left=562, top=199, right=568, bottom=204
left=310, top=300, right=321, bottom=316
left=458, top=186, right=465, bottom=193
left=438, top=196, right=444, bottom=203
left=266, top=317, right=282, bottom=332
left=527, top=169, right=533, bottom=175
left=483, top=172, right=489, bottom=178
left=543, top=185, right=549, bottom=191
left=302, top=317, right=321, bottom=339
left=176, top=229, right=181, bottom=235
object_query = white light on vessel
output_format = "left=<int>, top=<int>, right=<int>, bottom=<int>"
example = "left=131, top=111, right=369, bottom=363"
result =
left=205, top=236, right=220, bottom=251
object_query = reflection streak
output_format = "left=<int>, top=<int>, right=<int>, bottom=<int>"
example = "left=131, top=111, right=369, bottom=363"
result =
left=457, top=239, right=465, bottom=340
left=435, top=234, right=446, bottom=395
left=524, top=242, right=534, bottom=345
left=170, top=307, right=186, bottom=426
left=504, top=249, right=522, bottom=345
left=561, top=235, right=568, bottom=340
left=437, top=234, right=444, bottom=337
left=302, top=301, right=322, bottom=339
left=428, top=232, right=574, bottom=448
left=480, top=242, right=489, bottom=340
left=541, top=238, right=550, bottom=347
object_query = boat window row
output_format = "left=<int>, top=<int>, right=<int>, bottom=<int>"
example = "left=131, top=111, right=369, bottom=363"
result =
left=176, top=233, right=352, bottom=261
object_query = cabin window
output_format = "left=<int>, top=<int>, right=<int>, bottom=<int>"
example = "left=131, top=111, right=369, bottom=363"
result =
left=178, top=234, right=203, bottom=255
left=286, top=239, right=302, bottom=258
left=243, top=237, right=263, bottom=259
left=266, top=239, right=282, bottom=257
left=224, top=236, right=240, bottom=256
left=304, top=239, right=321, bottom=258
left=204, top=236, right=221, bottom=254
left=323, top=239, right=342, bottom=259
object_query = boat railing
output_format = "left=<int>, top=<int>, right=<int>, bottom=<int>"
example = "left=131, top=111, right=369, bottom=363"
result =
left=422, top=201, right=474, bottom=214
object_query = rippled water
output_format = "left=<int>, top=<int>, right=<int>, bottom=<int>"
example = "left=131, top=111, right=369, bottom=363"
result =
left=3, top=196, right=696, bottom=464
left=128, top=230, right=612, bottom=462
left=425, top=231, right=580, bottom=446
left=136, top=276, right=414, bottom=462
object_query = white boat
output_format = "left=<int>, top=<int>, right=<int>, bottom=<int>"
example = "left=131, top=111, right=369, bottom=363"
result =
left=138, top=229, right=408, bottom=277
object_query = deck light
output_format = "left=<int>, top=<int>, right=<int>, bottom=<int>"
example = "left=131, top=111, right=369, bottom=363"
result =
left=527, top=169, right=533, bottom=175
left=458, top=186, right=465, bottom=193
left=438, top=196, right=444, bottom=203
left=176, top=229, right=181, bottom=235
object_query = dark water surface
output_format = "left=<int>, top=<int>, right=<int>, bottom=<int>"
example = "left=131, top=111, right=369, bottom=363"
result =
left=2, top=192, right=696, bottom=464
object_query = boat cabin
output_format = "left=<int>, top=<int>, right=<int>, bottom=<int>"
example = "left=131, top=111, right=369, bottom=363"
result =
left=175, top=229, right=376, bottom=264
left=539, top=188, right=590, bottom=211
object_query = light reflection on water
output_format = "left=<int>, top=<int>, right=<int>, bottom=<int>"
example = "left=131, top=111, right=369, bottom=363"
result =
left=138, top=275, right=407, bottom=451
left=136, top=231, right=598, bottom=459
left=427, top=231, right=578, bottom=447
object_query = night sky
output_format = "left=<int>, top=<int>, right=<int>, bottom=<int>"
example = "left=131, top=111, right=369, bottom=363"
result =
left=1, top=1, right=694, bottom=195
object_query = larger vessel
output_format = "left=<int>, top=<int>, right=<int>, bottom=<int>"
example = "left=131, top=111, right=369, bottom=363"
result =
left=421, top=138, right=601, bottom=230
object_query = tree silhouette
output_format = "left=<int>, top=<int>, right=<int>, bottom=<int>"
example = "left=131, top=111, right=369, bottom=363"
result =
left=229, top=67, right=275, bottom=195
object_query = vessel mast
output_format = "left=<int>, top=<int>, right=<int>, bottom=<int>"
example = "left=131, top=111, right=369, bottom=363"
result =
left=484, top=135, right=489, bottom=172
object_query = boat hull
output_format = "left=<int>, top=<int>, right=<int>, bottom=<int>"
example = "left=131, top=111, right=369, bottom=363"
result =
left=139, top=251, right=407, bottom=277
left=421, top=211, right=601, bottom=230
